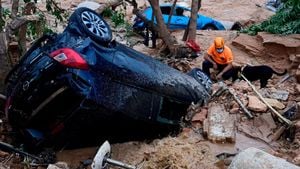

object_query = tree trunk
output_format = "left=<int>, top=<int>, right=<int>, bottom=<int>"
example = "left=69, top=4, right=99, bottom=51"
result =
left=148, top=0, right=178, bottom=54
left=187, top=0, right=199, bottom=40
left=11, top=0, right=19, bottom=19
left=0, top=0, right=4, bottom=31
left=96, top=0, right=123, bottom=14
left=167, top=0, right=177, bottom=28
left=182, top=0, right=201, bottom=41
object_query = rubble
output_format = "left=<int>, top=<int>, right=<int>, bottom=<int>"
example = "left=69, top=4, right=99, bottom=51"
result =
left=292, top=154, right=300, bottom=166
left=260, top=88, right=290, bottom=101
left=191, top=108, right=208, bottom=123
left=296, top=66, right=300, bottom=83
left=264, top=98, right=285, bottom=110
left=229, top=147, right=300, bottom=169
left=203, top=103, right=236, bottom=143
left=296, top=84, right=300, bottom=94
left=247, top=95, right=268, bottom=112
left=47, top=162, right=69, bottom=169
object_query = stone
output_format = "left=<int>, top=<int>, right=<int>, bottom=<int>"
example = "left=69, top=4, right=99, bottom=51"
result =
left=47, top=162, right=69, bottom=169
left=260, top=113, right=277, bottom=130
left=247, top=95, right=268, bottom=112
left=260, top=88, right=290, bottom=101
left=232, top=102, right=239, bottom=109
left=0, top=150, right=9, bottom=158
left=296, top=97, right=300, bottom=102
left=296, top=84, right=300, bottom=94
left=191, top=108, right=208, bottom=122
left=296, top=67, right=300, bottom=83
left=232, top=81, right=250, bottom=92
left=264, top=98, right=285, bottom=110
left=229, top=147, right=300, bottom=169
left=281, top=101, right=299, bottom=120
left=295, top=120, right=300, bottom=132
left=292, top=154, right=300, bottom=166
left=204, top=103, right=236, bottom=143
left=230, top=107, right=239, bottom=114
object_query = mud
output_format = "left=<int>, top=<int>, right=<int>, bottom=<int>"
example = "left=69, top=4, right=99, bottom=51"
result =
left=1, top=0, right=300, bottom=169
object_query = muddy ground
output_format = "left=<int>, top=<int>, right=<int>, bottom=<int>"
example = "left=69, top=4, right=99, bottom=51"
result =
left=0, top=0, right=300, bottom=169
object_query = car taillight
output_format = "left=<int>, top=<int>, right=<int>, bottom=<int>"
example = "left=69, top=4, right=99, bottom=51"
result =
left=50, top=48, right=88, bottom=70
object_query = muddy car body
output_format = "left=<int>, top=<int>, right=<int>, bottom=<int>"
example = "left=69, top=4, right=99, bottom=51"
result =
left=5, top=8, right=211, bottom=145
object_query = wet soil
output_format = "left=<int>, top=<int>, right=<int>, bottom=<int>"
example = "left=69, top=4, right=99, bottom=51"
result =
left=0, top=0, right=300, bottom=168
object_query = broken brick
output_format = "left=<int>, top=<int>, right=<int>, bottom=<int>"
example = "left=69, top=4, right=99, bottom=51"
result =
left=204, top=103, right=235, bottom=143
left=247, top=95, right=267, bottom=112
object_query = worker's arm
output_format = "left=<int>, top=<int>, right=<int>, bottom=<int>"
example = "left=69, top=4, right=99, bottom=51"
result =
left=204, top=53, right=217, bottom=69
left=217, top=63, right=233, bottom=79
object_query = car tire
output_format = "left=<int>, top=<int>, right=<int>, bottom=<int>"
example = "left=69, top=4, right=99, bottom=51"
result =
left=203, top=25, right=217, bottom=30
left=187, top=68, right=212, bottom=94
left=69, top=7, right=112, bottom=44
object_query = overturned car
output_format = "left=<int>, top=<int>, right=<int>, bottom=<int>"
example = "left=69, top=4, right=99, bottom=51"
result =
left=4, top=7, right=211, bottom=146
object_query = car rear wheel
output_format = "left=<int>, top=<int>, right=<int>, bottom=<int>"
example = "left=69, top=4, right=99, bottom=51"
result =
left=69, top=7, right=112, bottom=44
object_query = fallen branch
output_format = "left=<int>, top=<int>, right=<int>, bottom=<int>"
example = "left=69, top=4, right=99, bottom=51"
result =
left=96, top=0, right=123, bottom=14
left=240, top=74, right=292, bottom=126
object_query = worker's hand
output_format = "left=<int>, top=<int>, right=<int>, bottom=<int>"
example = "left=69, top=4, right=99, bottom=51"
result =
left=216, top=73, right=223, bottom=80
left=213, top=62, right=218, bottom=70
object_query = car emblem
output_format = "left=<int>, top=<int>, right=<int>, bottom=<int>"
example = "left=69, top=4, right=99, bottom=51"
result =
left=23, top=81, right=30, bottom=91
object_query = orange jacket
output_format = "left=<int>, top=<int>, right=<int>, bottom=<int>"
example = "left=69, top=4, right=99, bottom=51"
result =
left=207, top=44, right=233, bottom=65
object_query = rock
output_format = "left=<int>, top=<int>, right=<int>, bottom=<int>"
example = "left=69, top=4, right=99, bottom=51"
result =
left=47, top=165, right=61, bottom=169
left=230, top=107, right=239, bottom=114
left=204, top=103, right=236, bottom=143
left=0, top=150, right=9, bottom=158
left=229, top=147, right=300, bottom=169
left=77, top=1, right=101, bottom=10
left=47, top=162, right=69, bottom=169
left=264, top=98, right=285, bottom=110
left=292, top=154, right=300, bottom=166
left=232, top=102, right=239, bottom=109
left=260, top=88, right=290, bottom=101
left=295, top=120, right=300, bottom=132
left=247, top=95, right=268, bottom=112
left=191, top=108, right=208, bottom=122
left=296, top=97, right=300, bottom=102
left=260, top=113, right=277, bottom=130
left=296, top=84, right=300, bottom=94
left=281, top=101, right=299, bottom=120
left=232, top=81, right=250, bottom=92
left=232, top=34, right=265, bottom=57
left=296, top=68, right=300, bottom=83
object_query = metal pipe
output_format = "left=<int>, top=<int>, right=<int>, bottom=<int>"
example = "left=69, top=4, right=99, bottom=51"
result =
left=105, top=157, right=136, bottom=169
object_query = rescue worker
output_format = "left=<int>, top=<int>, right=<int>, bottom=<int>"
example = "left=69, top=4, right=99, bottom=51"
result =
left=202, top=37, right=235, bottom=81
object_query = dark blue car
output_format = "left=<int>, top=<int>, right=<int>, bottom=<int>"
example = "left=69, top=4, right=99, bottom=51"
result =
left=4, top=7, right=211, bottom=146
left=133, top=4, right=226, bottom=31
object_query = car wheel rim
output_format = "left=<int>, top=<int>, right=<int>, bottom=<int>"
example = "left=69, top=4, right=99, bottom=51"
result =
left=81, top=11, right=109, bottom=39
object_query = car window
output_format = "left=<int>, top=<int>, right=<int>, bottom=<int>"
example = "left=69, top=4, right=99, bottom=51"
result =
left=183, top=9, right=191, bottom=17
left=160, top=6, right=172, bottom=15
left=175, top=7, right=184, bottom=16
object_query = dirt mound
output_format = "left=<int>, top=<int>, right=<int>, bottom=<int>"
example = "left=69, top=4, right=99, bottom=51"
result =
left=141, top=137, right=218, bottom=169
left=232, top=32, right=300, bottom=71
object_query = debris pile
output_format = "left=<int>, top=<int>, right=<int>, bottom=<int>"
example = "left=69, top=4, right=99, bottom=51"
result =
left=141, top=137, right=218, bottom=169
